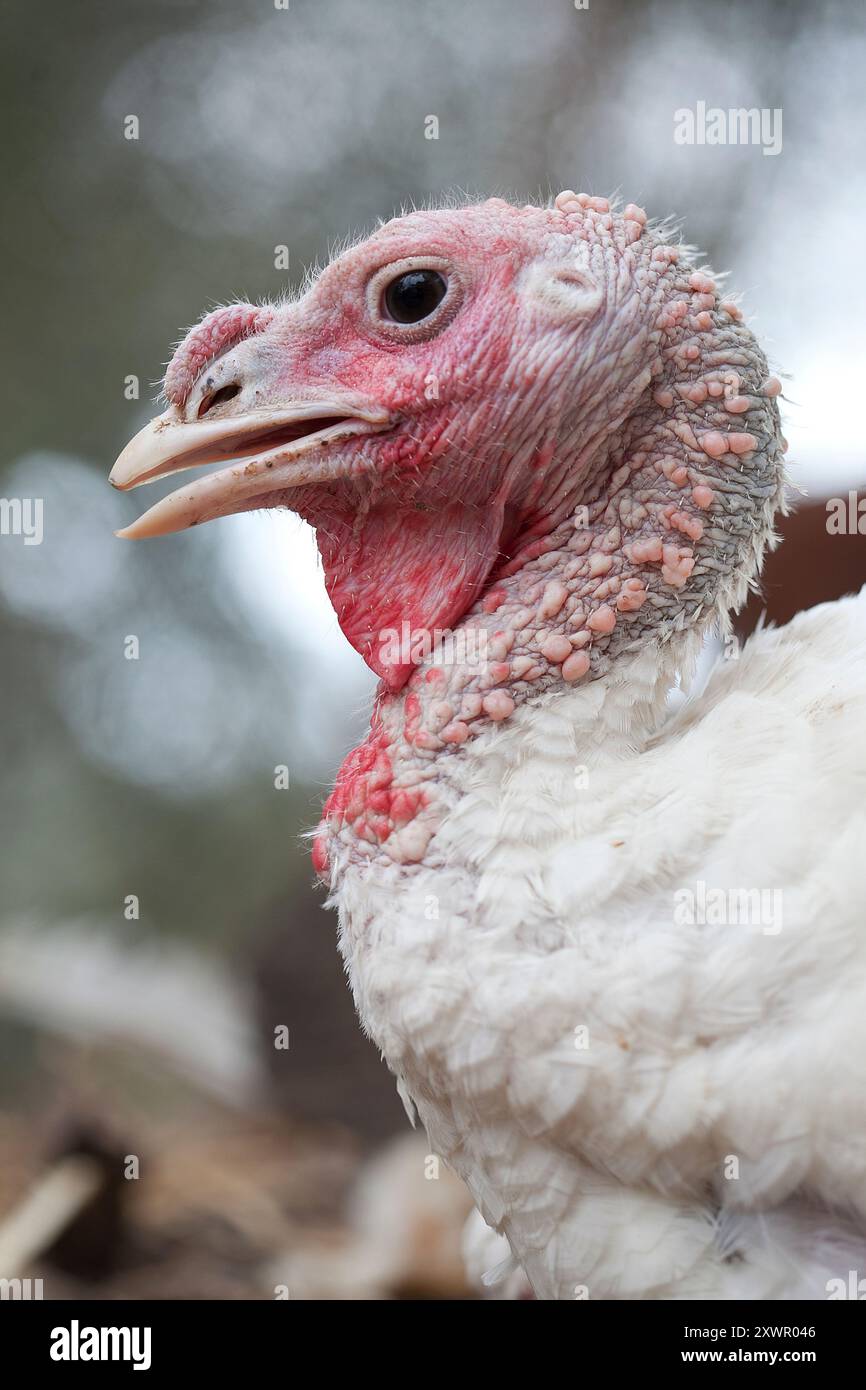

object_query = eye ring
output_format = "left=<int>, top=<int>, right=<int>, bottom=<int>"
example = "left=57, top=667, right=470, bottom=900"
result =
left=366, top=256, right=461, bottom=342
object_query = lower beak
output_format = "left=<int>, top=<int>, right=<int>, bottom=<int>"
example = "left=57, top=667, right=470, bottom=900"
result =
left=110, top=400, right=391, bottom=539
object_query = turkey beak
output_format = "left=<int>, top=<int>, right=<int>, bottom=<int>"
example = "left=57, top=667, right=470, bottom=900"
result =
left=110, top=399, right=391, bottom=540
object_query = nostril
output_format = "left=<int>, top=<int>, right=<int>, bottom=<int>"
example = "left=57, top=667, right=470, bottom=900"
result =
left=198, top=382, right=241, bottom=418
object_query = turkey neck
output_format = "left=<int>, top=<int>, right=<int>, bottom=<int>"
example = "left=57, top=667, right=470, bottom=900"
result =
left=311, top=504, right=707, bottom=881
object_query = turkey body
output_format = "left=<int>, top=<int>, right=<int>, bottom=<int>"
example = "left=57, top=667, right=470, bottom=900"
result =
left=336, top=592, right=866, bottom=1298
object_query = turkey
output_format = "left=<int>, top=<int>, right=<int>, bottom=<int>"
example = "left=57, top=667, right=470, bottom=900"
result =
left=110, top=193, right=866, bottom=1300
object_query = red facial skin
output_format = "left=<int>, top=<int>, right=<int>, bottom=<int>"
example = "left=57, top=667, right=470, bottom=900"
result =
left=311, top=702, right=430, bottom=876
left=166, top=205, right=560, bottom=694
left=157, top=196, right=783, bottom=879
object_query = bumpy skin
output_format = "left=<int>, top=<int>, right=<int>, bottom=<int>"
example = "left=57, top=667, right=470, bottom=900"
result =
left=310, top=194, right=785, bottom=873
left=119, top=195, right=866, bottom=1298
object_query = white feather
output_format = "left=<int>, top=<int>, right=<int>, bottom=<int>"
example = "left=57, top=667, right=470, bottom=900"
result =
left=337, top=591, right=866, bottom=1298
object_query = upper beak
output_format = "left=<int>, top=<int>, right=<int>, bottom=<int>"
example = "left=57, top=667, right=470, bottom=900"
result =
left=110, top=399, right=391, bottom=539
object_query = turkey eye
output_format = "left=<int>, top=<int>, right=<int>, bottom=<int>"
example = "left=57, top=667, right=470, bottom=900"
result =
left=382, top=269, right=448, bottom=324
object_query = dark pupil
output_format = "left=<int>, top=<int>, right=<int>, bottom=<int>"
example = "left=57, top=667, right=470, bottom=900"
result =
left=384, top=270, right=447, bottom=324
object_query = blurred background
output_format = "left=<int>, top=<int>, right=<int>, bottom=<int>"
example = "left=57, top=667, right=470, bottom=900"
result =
left=1, top=0, right=864, bottom=1299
